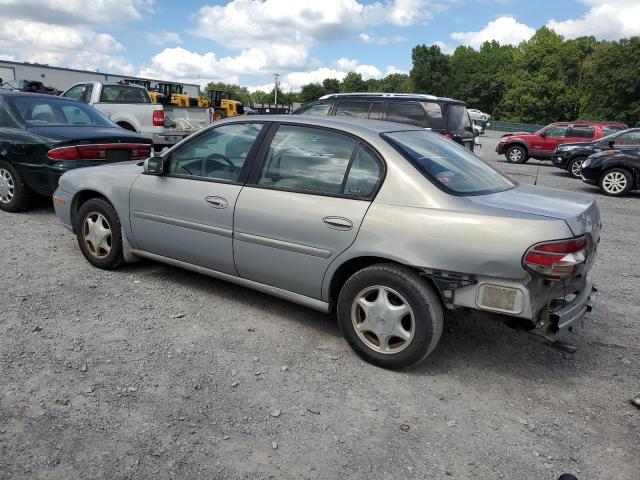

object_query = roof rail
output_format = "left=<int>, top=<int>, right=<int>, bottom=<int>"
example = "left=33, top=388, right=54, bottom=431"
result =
left=318, top=92, right=439, bottom=100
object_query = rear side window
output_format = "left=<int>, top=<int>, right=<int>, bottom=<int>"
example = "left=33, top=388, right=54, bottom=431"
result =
left=602, top=125, right=625, bottom=136
left=369, top=102, right=385, bottom=120
left=386, top=102, right=428, bottom=128
left=344, top=146, right=381, bottom=197
left=422, top=102, right=444, bottom=129
left=568, top=126, right=595, bottom=138
left=298, top=103, right=332, bottom=116
left=335, top=102, right=370, bottom=118
left=99, top=85, right=150, bottom=103
left=258, top=125, right=356, bottom=195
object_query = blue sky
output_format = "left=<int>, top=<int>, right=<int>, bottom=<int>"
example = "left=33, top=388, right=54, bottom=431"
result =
left=1, top=1, right=638, bottom=91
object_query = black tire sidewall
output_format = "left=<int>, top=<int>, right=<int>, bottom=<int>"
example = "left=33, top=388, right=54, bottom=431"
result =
left=599, top=168, right=633, bottom=196
left=0, top=160, right=30, bottom=212
left=506, top=146, right=527, bottom=163
left=75, top=198, right=124, bottom=269
left=337, top=264, right=443, bottom=369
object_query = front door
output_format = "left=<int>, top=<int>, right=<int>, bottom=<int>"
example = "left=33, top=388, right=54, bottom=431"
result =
left=129, top=122, right=265, bottom=275
left=233, top=124, right=384, bottom=299
left=536, top=124, right=568, bottom=156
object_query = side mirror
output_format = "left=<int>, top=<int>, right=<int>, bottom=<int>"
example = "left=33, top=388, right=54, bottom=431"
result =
left=539, top=131, right=546, bottom=138
left=608, top=140, right=615, bottom=148
left=144, top=155, right=164, bottom=175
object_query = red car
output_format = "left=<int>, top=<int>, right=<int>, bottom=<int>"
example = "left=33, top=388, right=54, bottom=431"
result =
left=496, top=121, right=627, bottom=163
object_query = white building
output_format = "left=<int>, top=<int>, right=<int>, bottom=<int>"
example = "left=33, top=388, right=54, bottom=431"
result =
left=0, top=60, right=201, bottom=97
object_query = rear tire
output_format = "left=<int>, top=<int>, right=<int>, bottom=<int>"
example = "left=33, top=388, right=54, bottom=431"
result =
left=506, top=145, right=528, bottom=163
left=567, top=157, right=586, bottom=179
left=213, top=109, right=227, bottom=122
left=599, top=168, right=633, bottom=196
left=75, top=198, right=124, bottom=269
left=0, top=160, right=31, bottom=212
left=337, top=263, right=443, bottom=369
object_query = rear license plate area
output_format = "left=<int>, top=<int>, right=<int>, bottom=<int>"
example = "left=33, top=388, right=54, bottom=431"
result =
left=106, top=150, right=130, bottom=162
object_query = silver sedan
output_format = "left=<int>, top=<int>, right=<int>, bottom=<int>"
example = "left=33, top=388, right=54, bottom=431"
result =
left=53, top=116, right=600, bottom=369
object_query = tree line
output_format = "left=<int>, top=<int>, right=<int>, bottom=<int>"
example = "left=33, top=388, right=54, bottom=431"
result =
left=204, top=28, right=640, bottom=125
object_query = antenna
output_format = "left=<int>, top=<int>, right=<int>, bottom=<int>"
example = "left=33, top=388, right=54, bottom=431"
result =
left=533, top=160, right=542, bottom=186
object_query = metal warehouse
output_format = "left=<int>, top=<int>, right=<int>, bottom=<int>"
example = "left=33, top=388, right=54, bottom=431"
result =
left=0, top=60, right=200, bottom=97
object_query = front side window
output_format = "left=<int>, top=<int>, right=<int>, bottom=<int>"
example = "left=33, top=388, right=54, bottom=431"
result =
left=545, top=125, right=568, bottom=138
left=386, top=102, right=428, bottom=128
left=99, top=85, right=150, bottom=103
left=0, top=97, right=20, bottom=128
left=383, top=130, right=515, bottom=195
left=612, top=130, right=640, bottom=145
left=8, top=97, right=115, bottom=127
left=258, top=125, right=357, bottom=195
left=298, top=103, right=332, bottom=116
left=335, top=102, right=370, bottom=118
left=63, top=84, right=87, bottom=100
left=168, top=123, right=263, bottom=182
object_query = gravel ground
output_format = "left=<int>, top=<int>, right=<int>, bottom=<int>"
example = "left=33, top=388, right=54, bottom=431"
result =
left=1, top=131, right=638, bottom=479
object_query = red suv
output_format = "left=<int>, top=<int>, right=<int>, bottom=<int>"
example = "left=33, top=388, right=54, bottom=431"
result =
left=496, top=121, right=627, bottom=163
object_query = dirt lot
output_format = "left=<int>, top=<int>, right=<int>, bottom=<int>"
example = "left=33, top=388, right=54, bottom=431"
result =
left=1, top=131, right=639, bottom=479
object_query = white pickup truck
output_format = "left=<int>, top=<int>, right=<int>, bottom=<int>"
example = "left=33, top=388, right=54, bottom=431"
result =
left=61, top=82, right=205, bottom=149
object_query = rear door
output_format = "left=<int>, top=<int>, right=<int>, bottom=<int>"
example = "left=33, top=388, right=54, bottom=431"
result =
left=129, top=122, right=267, bottom=275
left=233, top=123, right=384, bottom=299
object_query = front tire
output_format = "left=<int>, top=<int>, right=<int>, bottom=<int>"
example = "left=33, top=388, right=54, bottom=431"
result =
left=567, top=157, right=586, bottom=179
left=75, top=198, right=124, bottom=269
left=0, top=160, right=31, bottom=212
left=337, top=263, right=444, bottom=369
left=506, top=145, right=528, bottom=164
left=599, top=168, right=633, bottom=196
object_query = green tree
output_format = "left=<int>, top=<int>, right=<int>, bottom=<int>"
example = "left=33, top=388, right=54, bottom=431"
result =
left=340, top=72, right=367, bottom=92
left=410, top=44, right=450, bottom=96
left=322, top=78, right=340, bottom=94
left=299, top=83, right=326, bottom=103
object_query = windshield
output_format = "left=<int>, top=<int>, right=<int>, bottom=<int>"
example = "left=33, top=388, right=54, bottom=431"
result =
left=383, top=130, right=515, bottom=195
left=1, top=80, right=28, bottom=90
left=444, top=104, right=471, bottom=132
left=8, top=96, right=116, bottom=127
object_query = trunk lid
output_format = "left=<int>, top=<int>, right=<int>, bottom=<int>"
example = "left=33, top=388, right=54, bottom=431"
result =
left=468, top=184, right=601, bottom=239
left=26, top=125, right=151, bottom=144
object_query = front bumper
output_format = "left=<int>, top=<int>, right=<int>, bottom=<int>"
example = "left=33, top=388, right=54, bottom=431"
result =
left=52, top=188, right=74, bottom=232
left=495, top=142, right=506, bottom=154
left=552, top=154, right=569, bottom=169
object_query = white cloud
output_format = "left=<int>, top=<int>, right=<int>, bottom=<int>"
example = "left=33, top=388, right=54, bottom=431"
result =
left=384, top=65, right=408, bottom=75
left=0, top=0, right=151, bottom=25
left=547, top=0, right=640, bottom=40
left=0, top=19, right=133, bottom=74
left=147, top=31, right=182, bottom=46
left=336, top=58, right=360, bottom=70
left=358, top=32, right=407, bottom=45
left=431, top=40, right=455, bottom=54
left=0, top=53, right=16, bottom=61
left=451, top=16, right=535, bottom=49
left=355, top=64, right=382, bottom=79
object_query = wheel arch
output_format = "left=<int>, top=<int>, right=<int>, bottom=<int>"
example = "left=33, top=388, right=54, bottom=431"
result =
left=325, top=255, right=444, bottom=310
left=506, top=141, right=529, bottom=156
left=116, top=121, right=137, bottom=132
left=69, top=189, right=110, bottom=233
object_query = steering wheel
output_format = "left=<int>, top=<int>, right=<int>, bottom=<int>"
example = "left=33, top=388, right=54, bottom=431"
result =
left=202, top=153, right=238, bottom=176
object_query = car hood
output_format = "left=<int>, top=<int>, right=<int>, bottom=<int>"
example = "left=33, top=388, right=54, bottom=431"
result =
left=468, top=184, right=601, bottom=238
left=557, top=140, right=596, bottom=149
left=26, top=125, right=150, bottom=143
left=501, top=132, right=532, bottom=138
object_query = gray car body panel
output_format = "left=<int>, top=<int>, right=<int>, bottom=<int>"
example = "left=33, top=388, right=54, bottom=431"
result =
left=54, top=115, right=600, bottom=328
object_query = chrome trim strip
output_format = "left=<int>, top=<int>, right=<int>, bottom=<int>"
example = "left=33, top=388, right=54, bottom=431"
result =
left=131, top=210, right=232, bottom=238
left=234, top=232, right=332, bottom=259
left=131, top=249, right=331, bottom=313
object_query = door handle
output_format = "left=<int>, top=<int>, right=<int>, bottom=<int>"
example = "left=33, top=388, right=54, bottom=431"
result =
left=322, top=216, right=353, bottom=231
left=205, top=196, right=228, bottom=209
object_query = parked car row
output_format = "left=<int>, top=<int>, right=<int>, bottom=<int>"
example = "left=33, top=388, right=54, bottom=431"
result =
left=496, top=121, right=639, bottom=197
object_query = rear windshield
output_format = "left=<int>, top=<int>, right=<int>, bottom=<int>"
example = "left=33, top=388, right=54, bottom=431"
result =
left=8, top=96, right=115, bottom=127
left=444, top=104, right=471, bottom=132
left=99, top=85, right=150, bottom=103
left=383, top=130, right=515, bottom=195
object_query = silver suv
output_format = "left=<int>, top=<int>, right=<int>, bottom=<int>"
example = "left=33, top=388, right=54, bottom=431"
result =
left=53, top=116, right=599, bottom=369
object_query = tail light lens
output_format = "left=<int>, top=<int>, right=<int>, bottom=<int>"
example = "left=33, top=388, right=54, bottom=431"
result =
left=153, top=109, right=165, bottom=126
left=443, top=133, right=453, bottom=140
left=48, top=143, right=151, bottom=161
left=523, top=237, right=588, bottom=279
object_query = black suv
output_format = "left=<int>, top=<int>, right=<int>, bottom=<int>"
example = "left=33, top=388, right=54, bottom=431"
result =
left=293, top=93, right=475, bottom=150
left=552, top=128, right=640, bottom=178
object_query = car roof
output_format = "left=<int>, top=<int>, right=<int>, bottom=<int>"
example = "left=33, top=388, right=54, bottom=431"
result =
left=551, top=121, right=626, bottom=126
left=0, top=91, right=68, bottom=100
left=220, top=114, right=422, bottom=135
left=317, top=92, right=465, bottom=104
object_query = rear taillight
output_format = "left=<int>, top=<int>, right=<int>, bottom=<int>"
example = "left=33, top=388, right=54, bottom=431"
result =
left=48, top=144, right=151, bottom=161
left=523, top=237, right=588, bottom=279
left=153, top=110, right=165, bottom=126
left=443, top=133, right=453, bottom=140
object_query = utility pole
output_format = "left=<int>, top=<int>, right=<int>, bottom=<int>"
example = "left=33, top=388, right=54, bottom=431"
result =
left=273, top=73, right=280, bottom=107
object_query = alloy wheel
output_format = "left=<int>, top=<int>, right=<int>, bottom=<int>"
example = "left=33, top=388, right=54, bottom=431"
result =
left=0, top=168, right=15, bottom=204
left=602, top=171, right=627, bottom=195
left=351, top=285, right=415, bottom=354
left=509, top=149, right=523, bottom=162
left=83, top=212, right=112, bottom=259
left=570, top=159, right=584, bottom=177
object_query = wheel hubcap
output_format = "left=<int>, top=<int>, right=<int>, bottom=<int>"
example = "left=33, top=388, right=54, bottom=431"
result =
left=602, top=172, right=627, bottom=194
left=509, top=149, right=522, bottom=161
left=0, top=169, right=15, bottom=204
left=83, top=212, right=112, bottom=259
left=571, top=160, right=584, bottom=176
left=351, top=285, right=415, bottom=354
